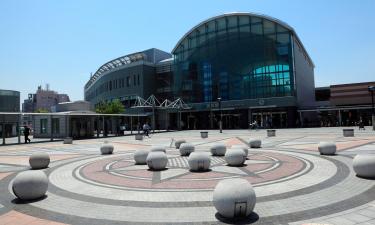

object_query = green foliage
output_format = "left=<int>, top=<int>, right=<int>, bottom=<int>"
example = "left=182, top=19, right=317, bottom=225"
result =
left=35, top=108, right=49, bottom=113
left=95, top=99, right=125, bottom=114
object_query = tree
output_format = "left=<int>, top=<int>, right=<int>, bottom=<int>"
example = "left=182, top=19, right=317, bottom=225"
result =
left=35, top=108, right=49, bottom=113
left=95, top=99, right=124, bottom=114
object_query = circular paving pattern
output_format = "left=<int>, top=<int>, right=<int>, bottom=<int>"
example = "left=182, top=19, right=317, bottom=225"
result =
left=1, top=143, right=375, bottom=225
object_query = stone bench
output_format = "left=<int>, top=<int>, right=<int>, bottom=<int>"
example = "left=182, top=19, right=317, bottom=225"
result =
left=343, top=129, right=354, bottom=137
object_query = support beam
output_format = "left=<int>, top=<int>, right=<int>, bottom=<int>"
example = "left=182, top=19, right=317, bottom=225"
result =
left=50, top=115, right=53, bottom=141
left=17, top=114, right=21, bottom=144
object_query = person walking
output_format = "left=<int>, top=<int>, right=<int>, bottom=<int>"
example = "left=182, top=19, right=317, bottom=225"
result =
left=23, top=125, right=31, bottom=143
left=143, top=122, right=151, bottom=137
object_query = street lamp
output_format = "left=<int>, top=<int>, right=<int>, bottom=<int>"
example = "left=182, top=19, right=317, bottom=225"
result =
left=368, top=86, right=375, bottom=131
left=217, top=97, right=222, bottom=133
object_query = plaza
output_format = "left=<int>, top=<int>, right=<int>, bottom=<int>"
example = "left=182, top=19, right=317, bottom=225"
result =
left=0, top=127, right=374, bottom=224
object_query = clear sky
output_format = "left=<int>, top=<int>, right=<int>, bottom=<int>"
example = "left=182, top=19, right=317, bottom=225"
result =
left=0, top=0, right=374, bottom=103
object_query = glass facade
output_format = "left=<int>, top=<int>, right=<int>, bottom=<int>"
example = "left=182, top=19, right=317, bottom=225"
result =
left=173, top=15, right=294, bottom=103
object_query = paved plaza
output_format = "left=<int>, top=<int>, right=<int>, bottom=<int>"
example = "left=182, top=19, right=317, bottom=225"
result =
left=0, top=127, right=374, bottom=225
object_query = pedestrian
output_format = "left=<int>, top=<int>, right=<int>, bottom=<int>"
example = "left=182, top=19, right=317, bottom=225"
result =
left=143, top=122, right=151, bottom=137
left=23, top=125, right=31, bottom=143
left=358, top=119, right=365, bottom=130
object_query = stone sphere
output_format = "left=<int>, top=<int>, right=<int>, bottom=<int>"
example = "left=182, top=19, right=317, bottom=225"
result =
left=175, top=139, right=186, bottom=149
left=225, top=149, right=247, bottom=166
left=213, top=178, right=256, bottom=218
left=179, top=143, right=195, bottom=156
left=249, top=139, right=261, bottom=148
left=146, top=152, right=168, bottom=170
left=353, top=154, right=375, bottom=178
left=12, top=170, right=48, bottom=201
left=210, top=144, right=227, bottom=156
left=318, top=142, right=336, bottom=155
left=188, top=152, right=211, bottom=171
left=100, top=144, right=114, bottom=155
left=134, top=149, right=149, bottom=165
left=150, top=146, right=166, bottom=153
left=231, top=145, right=249, bottom=156
left=29, top=153, right=50, bottom=169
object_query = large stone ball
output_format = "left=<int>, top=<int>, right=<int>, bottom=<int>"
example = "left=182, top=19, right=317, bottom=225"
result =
left=29, top=153, right=50, bottom=169
left=100, top=144, right=114, bottom=155
left=318, top=142, right=336, bottom=155
left=249, top=139, right=261, bottom=148
left=146, top=152, right=168, bottom=170
left=134, top=149, right=149, bottom=165
left=179, top=143, right=195, bottom=156
left=188, top=152, right=211, bottom=171
left=231, top=145, right=249, bottom=156
left=213, top=178, right=256, bottom=218
left=225, top=149, right=247, bottom=166
left=12, top=170, right=48, bottom=201
left=353, top=154, right=375, bottom=178
left=150, top=146, right=166, bottom=153
left=175, top=139, right=186, bottom=149
left=210, top=144, right=227, bottom=156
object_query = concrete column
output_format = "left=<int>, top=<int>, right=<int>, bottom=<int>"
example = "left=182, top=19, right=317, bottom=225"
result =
left=130, top=116, right=133, bottom=134
left=17, top=114, right=21, bottom=144
left=299, top=111, right=303, bottom=127
left=50, top=115, right=53, bottom=141
left=338, top=110, right=342, bottom=127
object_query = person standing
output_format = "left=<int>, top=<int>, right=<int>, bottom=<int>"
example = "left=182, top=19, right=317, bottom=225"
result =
left=23, top=125, right=31, bottom=143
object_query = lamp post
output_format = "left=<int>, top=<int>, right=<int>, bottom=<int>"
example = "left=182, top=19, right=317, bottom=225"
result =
left=369, top=86, right=375, bottom=131
left=217, top=97, right=222, bottom=133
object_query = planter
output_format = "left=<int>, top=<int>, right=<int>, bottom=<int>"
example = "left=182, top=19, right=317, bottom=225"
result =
left=343, top=129, right=354, bottom=137
left=200, top=131, right=208, bottom=138
left=267, top=130, right=276, bottom=137
left=135, top=134, right=143, bottom=140
left=63, top=137, right=73, bottom=144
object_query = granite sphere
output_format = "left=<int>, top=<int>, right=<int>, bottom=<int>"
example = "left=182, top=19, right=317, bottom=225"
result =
left=29, top=153, right=50, bottom=169
left=12, top=170, right=48, bottom=201
left=213, top=178, right=256, bottom=218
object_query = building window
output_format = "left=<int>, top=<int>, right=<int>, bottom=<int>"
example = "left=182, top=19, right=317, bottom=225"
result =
left=52, top=118, right=59, bottom=134
left=126, top=76, right=130, bottom=87
left=133, top=75, right=136, bottom=86
left=40, top=119, right=48, bottom=134
left=137, top=74, right=140, bottom=85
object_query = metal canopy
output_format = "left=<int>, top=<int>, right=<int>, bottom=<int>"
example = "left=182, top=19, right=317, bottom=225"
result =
left=131, top=95, right=191, bottom=110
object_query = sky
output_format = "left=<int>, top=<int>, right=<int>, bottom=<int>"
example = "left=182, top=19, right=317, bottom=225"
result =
left=0, top=0, right=374, bottom=103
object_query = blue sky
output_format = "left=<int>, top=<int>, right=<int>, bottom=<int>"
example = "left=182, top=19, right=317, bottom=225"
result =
left=0, top=0, right=374, bottom=103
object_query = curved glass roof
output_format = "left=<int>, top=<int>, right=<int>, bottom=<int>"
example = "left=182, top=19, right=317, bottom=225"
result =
left=85, top=52, right=147, bottom=89
left=171, top=12, right=313, bottom=66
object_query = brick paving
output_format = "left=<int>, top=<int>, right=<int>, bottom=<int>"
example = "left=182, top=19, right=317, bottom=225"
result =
left=0, top=127, right=374, bottom=224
